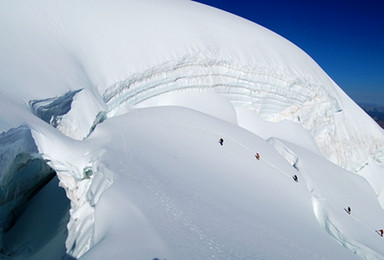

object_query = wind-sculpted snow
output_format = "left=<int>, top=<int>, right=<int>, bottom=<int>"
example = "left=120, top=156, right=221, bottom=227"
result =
left=104, top=57, right=321, bottom=116
left=30, top=90, right=82, bottom=127
left=29, top=89, right=105, bottom=140
left=103, top=56, right=384, bottom=176
left=288, top=140, right=384, bottom=259
left=65, top=164, right=113, bottom=258
left=267, top=138, right=299, bottom=170
left=268, top=137, right=384, bottom=259
left=1, top=0, right=384, bottom=259
left=28, top=125, right=114, bottom=259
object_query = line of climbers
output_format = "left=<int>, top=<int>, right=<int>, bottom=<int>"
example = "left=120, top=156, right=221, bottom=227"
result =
left=219, top=138, right=298, bottom=183
left=345, top=206, right=383, bottom=237
left=219, top=138, right=384, bottom=238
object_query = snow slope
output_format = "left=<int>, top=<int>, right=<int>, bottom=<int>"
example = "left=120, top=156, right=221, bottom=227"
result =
left=0, top=0, right=382, bottom=171
left=0, top=0, right=384, bottom=259
left=77, top=107, right=384, bottom=259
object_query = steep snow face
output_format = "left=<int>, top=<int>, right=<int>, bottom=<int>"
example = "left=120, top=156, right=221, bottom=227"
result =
left=1, top=0, right=384, bottom=259
left=30, top=89, right=106, bottom=140
left=105, top=56, right=384, bottom=174
left=1, top=0, right=382, bottom=171
left=65, top=107, right=383, bottom=259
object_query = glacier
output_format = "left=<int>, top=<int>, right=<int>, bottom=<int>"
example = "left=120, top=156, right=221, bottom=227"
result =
left=0, top=126, right=55, bottom=239
left=0, top=0, right=384, bottom=259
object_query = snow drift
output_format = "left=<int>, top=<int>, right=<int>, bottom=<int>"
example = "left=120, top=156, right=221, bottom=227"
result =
left=0, top=0, right=384, bottom=259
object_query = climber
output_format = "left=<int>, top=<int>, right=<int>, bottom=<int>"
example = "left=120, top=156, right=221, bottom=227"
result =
left=345, top=207, right=351, bottom=214
left=293, top=175, right=298, bottom=182
left=379, top=229, right=383, bottom=237
left=255, top=153, right=260, bottom=160
left=219, top=138, right=224, bottom=146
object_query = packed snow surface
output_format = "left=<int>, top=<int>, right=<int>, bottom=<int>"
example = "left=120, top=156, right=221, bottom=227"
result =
left=0, top=0, right=384, bottom=259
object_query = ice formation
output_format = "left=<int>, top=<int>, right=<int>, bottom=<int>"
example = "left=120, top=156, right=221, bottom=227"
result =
left=0, top=126, right=55, bottom=236
left=0, top=0, right=384, bottom=259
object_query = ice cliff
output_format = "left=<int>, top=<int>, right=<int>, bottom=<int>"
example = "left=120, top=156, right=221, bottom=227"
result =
left=0, top=126, right=55, bottom=254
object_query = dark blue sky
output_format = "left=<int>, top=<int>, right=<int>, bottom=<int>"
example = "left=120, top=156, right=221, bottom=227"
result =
left=194, top=1, right=384, bottom=105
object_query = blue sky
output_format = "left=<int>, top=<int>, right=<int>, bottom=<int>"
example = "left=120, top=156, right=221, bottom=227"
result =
left=193, top=1, right=384, bottom=105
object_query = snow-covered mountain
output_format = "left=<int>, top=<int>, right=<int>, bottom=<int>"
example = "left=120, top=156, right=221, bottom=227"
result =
left=1, top=0, right=384, bottom=259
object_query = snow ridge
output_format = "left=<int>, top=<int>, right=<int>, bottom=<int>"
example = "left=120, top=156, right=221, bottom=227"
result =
left=269, top=138, right=384, bottom=259
left=311, top=196, right=383, bottom=260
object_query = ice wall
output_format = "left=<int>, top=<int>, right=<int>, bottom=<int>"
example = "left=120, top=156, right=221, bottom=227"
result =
left=30, top=89, right=105, bottom=140
left=102, top=56, right=384, bottom=174
left=0, top=126, right=55, bottom=250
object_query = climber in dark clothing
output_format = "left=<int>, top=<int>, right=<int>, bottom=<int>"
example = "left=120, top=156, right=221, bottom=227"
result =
left=219, top=138, right=224, bottom=146
left=379, top=229, right=384, bottom=237
left=346, top=207, right=351, bottom=214
left=293, top=175, right=298, bottom=182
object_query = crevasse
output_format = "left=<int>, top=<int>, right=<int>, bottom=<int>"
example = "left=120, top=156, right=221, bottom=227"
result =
left=0, top=126, right=55, bottom=252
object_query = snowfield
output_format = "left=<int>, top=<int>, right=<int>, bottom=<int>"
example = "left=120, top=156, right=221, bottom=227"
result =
left=0, top=0, right=384, bottom=259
